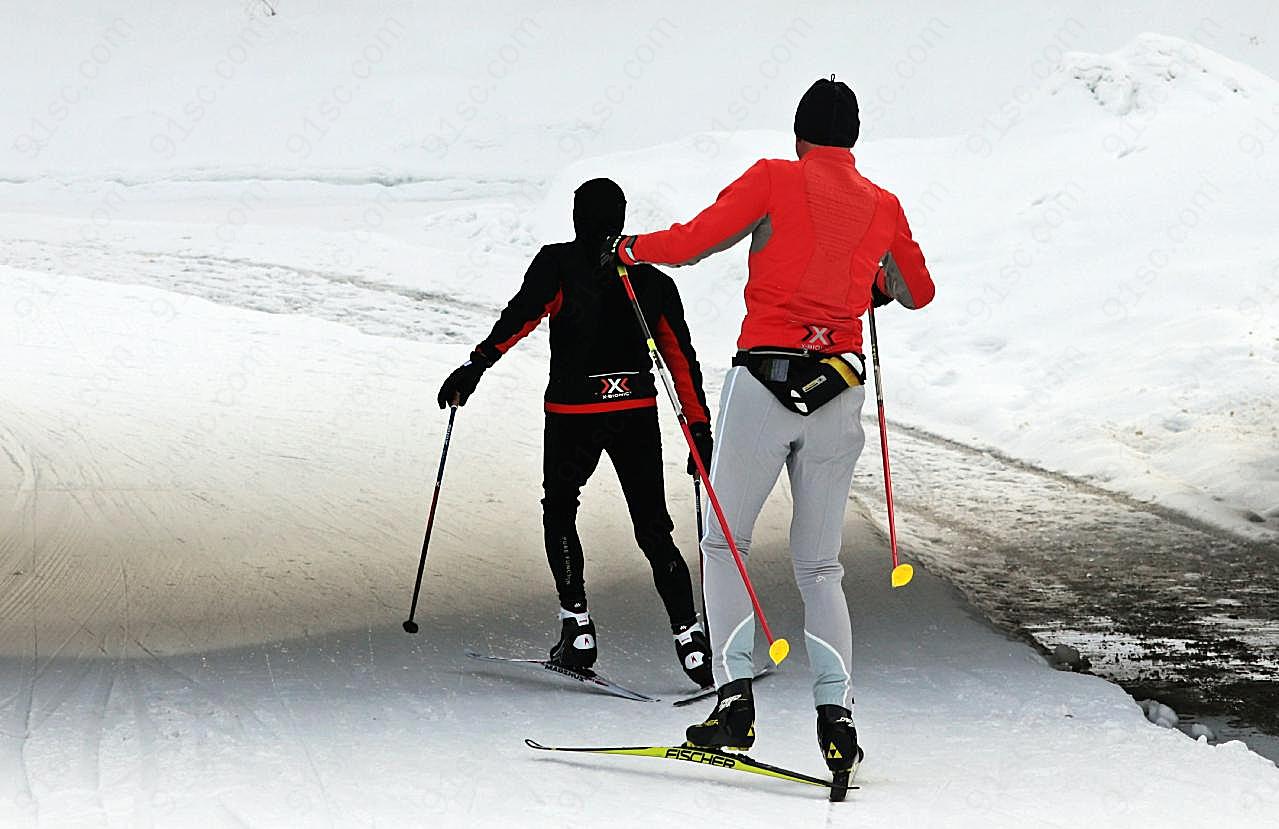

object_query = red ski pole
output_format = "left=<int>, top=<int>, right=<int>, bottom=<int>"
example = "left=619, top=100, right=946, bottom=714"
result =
left=617, top=265, right=789, bottom=664
left=867, top=304, right=913, bottom=589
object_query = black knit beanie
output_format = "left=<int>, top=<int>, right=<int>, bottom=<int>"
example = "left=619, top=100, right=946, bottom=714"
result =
left=794, top=77, right=860, bottom=148
left=572, top=178, right=626, bottom=241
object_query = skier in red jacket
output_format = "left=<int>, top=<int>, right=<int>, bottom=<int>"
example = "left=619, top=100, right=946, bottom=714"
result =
left=609, top=78, right=934, bottom=780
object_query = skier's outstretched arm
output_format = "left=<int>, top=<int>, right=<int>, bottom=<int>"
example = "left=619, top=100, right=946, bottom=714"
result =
left=618, top=161, right=771, bottom=268
left=437, top=249, right=561, bottom=408
left=475, top=248, right=563, bottom=363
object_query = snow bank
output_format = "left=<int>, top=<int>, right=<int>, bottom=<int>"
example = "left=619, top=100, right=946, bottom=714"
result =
left=525, top=34, right=1279, bottom=542
left=1048, top=32, right=1276, bottom=116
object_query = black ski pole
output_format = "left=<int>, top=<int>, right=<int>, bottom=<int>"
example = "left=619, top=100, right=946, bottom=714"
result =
left=693, top=476, right=707, bottom=629
left=694, top=476, right=704, bottom=541
left=403, top=403, right=459, bottom=634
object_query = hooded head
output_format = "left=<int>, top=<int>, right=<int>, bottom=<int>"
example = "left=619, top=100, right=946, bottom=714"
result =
left=572, top=177, right=626, bottom=242
left=794, top=77, right=860, bottom=148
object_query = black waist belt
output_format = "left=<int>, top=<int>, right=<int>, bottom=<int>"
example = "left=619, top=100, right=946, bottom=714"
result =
left=732, top=348, right=864, bottom=416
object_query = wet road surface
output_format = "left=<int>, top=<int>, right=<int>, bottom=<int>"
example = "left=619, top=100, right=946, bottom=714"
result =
left=853, top=422, right=1279, bottom=761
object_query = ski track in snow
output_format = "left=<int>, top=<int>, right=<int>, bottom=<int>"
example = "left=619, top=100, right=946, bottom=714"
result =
left=0, top=238, right=499, bottom=346
left=262, top=651, right=339, bottom=829
left=0, top=640, right=36, bottom=821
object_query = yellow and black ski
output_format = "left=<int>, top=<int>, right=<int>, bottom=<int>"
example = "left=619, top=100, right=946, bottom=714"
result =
left=524, top=739, right=858, bottom=796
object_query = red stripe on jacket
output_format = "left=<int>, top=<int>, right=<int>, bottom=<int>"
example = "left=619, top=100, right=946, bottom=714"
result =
left=654, top=316, right=710, bottom=425
left=494, top=289, right=563, bottom=355
left=545, top=398, right=656, bottom=415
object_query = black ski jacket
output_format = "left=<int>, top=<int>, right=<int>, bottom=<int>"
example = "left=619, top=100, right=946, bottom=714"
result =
left=474, top=240, right=710, bottom=424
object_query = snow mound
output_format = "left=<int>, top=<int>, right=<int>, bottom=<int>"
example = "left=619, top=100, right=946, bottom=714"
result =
left=1048, top=33, right=1278, bottom=115
left=1140, top=699, right=1181, bottom=729
left=1191, top=723, right=1218, bottom=742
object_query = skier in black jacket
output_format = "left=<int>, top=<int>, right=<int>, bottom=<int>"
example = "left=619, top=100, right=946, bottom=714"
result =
left=437, top=178, right=714, bottom=687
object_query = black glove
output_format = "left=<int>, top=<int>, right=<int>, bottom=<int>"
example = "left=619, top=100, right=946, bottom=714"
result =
left=871, top=280, right=894, bottom=308
left=599, top=235, right=637, bottom=270
left=687, top=422, right=713, bottom=477
left=437, top=352, right=489, bottom=408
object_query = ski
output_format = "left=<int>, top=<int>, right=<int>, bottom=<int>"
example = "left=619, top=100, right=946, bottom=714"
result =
left=525, top=738, right=858, bottom=795
left=670, top=664, right=775, bottom=707
left=464, top=649, right=660, bottom=702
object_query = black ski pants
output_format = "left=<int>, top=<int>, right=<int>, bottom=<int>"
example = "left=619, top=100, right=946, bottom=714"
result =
left=542, top=407, right=696, bottom=630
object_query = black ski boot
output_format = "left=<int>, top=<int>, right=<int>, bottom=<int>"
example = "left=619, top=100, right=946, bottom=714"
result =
left=817, top=704, right=863, bottom=802
left=673, top=622, right=713, bottom=688
left=548, top=611, right=597, bottom=670
left=685, top=678, right=754, bottom=750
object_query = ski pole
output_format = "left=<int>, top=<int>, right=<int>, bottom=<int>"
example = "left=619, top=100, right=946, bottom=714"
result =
left=693, top=476, right=707, bottom=631
left=617, top=264, right=789, bottom=665
left=403, top=403, right=459, bottom=633
left=867, top=304, right=913, bottom=589
left=694, top=476, right=704, bottom=541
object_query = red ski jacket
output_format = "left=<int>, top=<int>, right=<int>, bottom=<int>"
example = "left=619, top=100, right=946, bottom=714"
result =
left=618, top=146, right=934, bottom=354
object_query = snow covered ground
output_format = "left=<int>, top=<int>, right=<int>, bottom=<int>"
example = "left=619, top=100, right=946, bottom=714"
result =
left=3, top=1, right=1279, bottom=826
left=3, top=273, right=1277, bottom=827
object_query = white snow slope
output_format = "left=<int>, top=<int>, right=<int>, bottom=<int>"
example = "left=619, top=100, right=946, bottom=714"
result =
left=2, top=2, right=1279, bottom=827
left=4, top=2, right=1276, bottom=538
left=2, top=272, right=1277, bottom=827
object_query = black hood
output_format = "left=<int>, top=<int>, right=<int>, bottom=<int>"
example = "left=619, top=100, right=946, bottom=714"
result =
left=572, top=178, right=626, bottom=242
